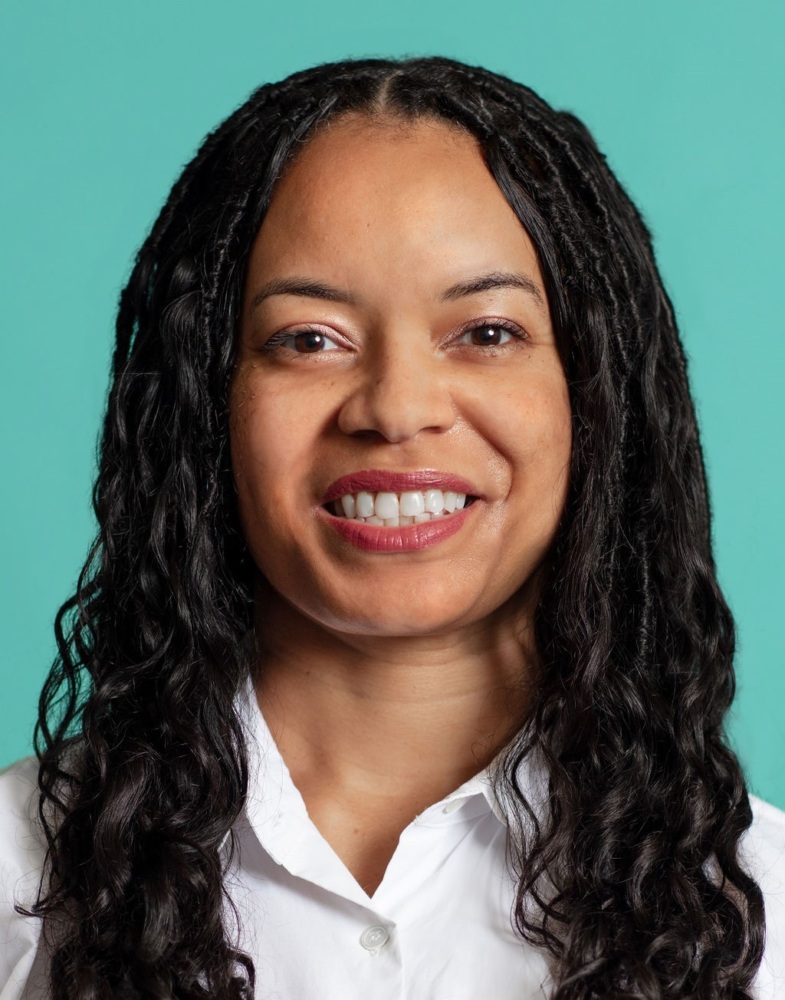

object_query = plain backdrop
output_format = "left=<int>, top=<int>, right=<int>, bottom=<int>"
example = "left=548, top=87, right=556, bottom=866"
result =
left=1, top=0, right=783, bottom=807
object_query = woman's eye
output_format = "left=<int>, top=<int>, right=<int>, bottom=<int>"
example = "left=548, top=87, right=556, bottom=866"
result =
left=266, top=330, right=342, bottom=353
left=459, top=323, right=519, bottom=347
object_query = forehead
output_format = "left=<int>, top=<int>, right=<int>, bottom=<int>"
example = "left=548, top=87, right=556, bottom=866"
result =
left=271, top=114, right=488, bottom=217
left=246, top=113, right=541, bottom=295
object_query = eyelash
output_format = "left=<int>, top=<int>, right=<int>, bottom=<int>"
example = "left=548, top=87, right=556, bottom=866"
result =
left=262, top=319, right=527, bottom=354
left=262, top=326, right=344, bottom=354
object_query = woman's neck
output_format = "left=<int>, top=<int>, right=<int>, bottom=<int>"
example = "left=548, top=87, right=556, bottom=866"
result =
left=252, top=590, right=535, bottom=809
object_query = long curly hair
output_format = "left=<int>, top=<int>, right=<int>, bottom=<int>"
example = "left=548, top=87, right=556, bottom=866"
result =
left=27, top=56, right=764, bottom=999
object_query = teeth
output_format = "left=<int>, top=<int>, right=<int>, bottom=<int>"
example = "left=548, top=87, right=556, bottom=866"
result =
left=424, top=489, right=444, bottom=514
left=374, top=492, right=399, bottom=520
left=400, top=491, right=425, bottom=517
left=356, top=491, right=375, bottom=518
left=330, top=489, right=472, bottom=524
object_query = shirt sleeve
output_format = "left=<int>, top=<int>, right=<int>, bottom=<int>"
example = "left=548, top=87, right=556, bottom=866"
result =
left=0, top=758, right=46, bottom=1000
left=745, top=795, right=785, bottom=1000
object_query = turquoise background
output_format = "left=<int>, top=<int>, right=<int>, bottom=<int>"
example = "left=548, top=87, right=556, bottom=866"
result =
left=1, top=1, right=783, bottom=806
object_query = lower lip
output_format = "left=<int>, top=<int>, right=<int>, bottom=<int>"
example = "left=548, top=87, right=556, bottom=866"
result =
left=318, top=503, right=475, bottom=552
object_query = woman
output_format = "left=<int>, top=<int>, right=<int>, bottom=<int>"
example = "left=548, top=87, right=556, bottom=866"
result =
left=1, top=55, right=783, bottom=999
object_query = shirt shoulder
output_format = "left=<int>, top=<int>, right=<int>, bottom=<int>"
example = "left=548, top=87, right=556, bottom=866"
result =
left=746, top=795, right=785, bottom=998
left=0, top=755, right=46, bottom=878
left=0, top=756, right=46, bottom=999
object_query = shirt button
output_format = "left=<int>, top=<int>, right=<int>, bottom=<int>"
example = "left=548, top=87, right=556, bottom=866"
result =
left=359, top=924, right=390, bottom=952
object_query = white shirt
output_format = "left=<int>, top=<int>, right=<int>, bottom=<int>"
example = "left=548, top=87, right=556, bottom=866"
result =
left=2, top=677, right=785, bottom=999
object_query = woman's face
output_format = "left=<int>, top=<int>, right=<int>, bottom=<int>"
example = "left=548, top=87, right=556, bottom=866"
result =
left=230, top=114, right=571, bottom=638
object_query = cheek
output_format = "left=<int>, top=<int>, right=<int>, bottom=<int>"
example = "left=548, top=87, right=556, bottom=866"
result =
left=229, top=375, right=315, bottom=536
left=523, top=374, right=572, bottom=522
left=533, top=375, right=572, bottom=490
left=488, top=372, right=571, bottom=597
left=466, top=360, right=572, bottom=497
left=231, top=364, right=323, bottom=466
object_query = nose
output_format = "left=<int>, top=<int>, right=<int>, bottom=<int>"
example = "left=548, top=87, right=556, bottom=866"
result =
left=336, top=339, right=456, bottom=443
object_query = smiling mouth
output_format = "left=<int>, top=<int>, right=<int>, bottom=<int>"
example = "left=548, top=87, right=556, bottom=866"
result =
left=324, top=489, right=478, bottom=526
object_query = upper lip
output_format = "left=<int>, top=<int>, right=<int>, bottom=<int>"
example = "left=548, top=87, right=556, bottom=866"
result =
left=321, top=469, right=482, bottom=504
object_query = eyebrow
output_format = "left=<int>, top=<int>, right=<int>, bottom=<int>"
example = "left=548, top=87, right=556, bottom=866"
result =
left=248, top=269, right=545, bottom=312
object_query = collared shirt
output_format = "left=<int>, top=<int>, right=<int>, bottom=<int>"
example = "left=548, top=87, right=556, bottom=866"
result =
left=2, top=677, right=785, bottom=999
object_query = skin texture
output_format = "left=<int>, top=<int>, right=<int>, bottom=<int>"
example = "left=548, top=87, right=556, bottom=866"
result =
left=229, top=114, right=572, bottom=895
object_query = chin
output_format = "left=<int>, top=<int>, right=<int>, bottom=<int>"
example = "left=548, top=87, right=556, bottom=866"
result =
left=317, top=590, right=491, bottom=638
